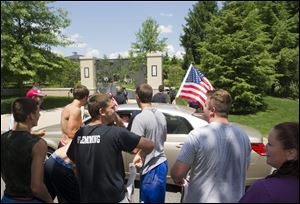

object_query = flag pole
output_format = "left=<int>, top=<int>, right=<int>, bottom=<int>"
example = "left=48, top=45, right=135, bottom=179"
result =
left=175, top=64, right=193, bottom=99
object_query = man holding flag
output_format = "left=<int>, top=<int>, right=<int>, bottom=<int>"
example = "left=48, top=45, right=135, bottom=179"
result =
left=176, top=64, right=214, bottom=109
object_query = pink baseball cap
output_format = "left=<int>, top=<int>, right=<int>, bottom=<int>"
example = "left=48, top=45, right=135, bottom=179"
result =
left=26, top=89, right=47, bottom=98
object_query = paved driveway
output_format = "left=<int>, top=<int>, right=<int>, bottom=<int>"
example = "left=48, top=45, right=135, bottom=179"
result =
left=1, top=107, right=64, bottom=133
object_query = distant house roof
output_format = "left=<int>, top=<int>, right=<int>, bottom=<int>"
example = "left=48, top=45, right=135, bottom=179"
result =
left=68, top=52, right=83, bottom=60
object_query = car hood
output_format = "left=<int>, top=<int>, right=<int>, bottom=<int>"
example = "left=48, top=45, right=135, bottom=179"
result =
left=117, top=103, right=196, bottom=115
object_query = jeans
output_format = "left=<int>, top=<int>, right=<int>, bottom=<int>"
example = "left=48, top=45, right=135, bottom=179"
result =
left=140, top=160, right=168, bottom=203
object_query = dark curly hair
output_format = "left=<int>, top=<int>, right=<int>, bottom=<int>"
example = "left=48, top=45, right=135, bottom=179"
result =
left=267, top=122, right=299, bottom=179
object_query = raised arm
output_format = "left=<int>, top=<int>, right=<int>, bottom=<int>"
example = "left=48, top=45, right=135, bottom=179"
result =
left=113, top=112, right=125, bottom=128
left=31, top=139, right=53, bottom=203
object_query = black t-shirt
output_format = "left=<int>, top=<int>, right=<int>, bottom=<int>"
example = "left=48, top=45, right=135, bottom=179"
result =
left=67, top=124, right=141, bottom=203
left=1, top=130, right=40, bottom=198
left=152, top=92, right=169, bottom=103
left=114, top=94, right=126, bottom=104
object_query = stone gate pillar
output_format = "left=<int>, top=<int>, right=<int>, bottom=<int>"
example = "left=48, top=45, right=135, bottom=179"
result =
left=80, top=57, right=97, bottom=94
left=147, top=53, right=163, bottom=94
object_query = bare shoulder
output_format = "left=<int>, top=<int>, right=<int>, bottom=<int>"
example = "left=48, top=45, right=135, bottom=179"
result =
left=62, top=103, right=81, bottom=117
left=61, top=104, right=71, bottom=116
left=68, top=106, right=81, bottom=119
left=32, top=139, right=47, bottom=155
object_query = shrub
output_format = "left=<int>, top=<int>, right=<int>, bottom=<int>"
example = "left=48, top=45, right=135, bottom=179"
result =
left=1, top=96, right=73, bottom=114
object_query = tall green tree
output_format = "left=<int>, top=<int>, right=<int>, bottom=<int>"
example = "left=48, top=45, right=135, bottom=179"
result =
left=180, top=1, right=218, bottom=69
left=162, top=54, right=184, bottom=88
left=1, top=1, right=72, bottom=88
left=131, top=17, right=167, bottom=56
left=130, top=17, right=167, bottom=83
left=131, top=17, right=167, bottom=64
left=256, top=1, right=299, bottom=98
left=47, top=59, right=80, bottom=87
left=97, top=55, right=112, bottom=81
left=199, top=1, right=277, bottom=113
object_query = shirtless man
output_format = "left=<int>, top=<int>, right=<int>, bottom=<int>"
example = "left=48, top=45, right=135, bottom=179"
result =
left=58, top=85, right=89, bottom=148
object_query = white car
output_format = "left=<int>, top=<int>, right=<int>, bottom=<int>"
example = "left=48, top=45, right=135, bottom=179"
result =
left=43, top=103, right=271, bottom=186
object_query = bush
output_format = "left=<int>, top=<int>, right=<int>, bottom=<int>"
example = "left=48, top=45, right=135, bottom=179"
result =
left=272, top=81, right=299, bottom=99
left=1, top=96, right=73, bottom=114
left=42, top=96, right=73, bottom=110
left=1, top=97, right=17, bottom=114
left=231, top=92, right=267, bottom=114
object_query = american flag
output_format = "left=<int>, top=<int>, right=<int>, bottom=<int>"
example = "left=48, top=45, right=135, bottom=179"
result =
left=177, top=65, right=214, bottom=109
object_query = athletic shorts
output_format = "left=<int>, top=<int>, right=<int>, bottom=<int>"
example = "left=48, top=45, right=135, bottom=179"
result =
left=1, top=195, right=44, bottom=203
left=44, top=153, right=80, bottom=203
left=140, top=160, right=168, bottom=203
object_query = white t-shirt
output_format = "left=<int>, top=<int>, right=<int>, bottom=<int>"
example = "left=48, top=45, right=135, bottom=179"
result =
left=177, top=122, right=251, bottom=203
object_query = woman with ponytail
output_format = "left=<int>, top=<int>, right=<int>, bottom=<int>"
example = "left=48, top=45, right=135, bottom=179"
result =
left=240, top=122, right=299, bottom=203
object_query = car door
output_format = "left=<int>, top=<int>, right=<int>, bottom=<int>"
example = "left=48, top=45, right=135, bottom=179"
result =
left=117, top=109, right=194, bottom=184
left=163, top=113, right=194, bottom=184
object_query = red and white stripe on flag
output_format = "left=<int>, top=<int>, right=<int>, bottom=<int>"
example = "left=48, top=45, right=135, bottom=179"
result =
left=178, top=66, right=213, bottom=109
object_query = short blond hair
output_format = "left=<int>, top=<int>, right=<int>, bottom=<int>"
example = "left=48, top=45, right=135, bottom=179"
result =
left=206, top=89, right=232, bottom=117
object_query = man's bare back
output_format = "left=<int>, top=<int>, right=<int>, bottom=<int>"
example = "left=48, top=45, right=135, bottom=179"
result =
left=60, top=100, right=83, bottom=147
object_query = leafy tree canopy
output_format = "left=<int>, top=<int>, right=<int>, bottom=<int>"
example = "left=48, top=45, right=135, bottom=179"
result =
left=1, top=1, right=72, bottom=88
left=131, top=17, right=167, bottom=57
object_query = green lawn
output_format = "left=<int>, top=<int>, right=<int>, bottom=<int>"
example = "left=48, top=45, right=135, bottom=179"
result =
left=229, top=96, right=299, bottom=137
left=176, top=96, right=299, bottom=137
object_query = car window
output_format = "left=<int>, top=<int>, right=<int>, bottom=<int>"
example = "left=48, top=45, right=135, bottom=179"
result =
left=118, top=111, right=133, bottom=123
left=163, top=113, right=193, bottom=134
left=103, top=110, right=194, bottom=134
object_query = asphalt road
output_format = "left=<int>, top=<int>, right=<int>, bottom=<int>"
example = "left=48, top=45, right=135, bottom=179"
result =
left=1, top=177, right=182, bottom=203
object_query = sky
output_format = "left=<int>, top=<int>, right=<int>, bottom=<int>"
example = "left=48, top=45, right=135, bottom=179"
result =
left=50, top=1, right=199, bottom=59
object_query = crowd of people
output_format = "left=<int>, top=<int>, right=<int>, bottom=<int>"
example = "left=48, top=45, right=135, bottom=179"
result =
left=1, top=82, right=299, bottom=203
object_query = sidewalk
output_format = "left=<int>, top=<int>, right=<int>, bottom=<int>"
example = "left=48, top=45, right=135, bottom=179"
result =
left=1, top=100, right=137, bottom=132
left=1, top=107, right=63, bottom=132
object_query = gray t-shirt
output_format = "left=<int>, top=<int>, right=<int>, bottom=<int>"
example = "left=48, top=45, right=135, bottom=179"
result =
left=178, top=122, right=251, bottom=203
left=131, top=107, right=167, bottom=175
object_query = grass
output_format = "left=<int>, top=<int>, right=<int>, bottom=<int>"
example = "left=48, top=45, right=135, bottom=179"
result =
left=120, top=82, right=136, bottom=90
left=229, top=96, right=299, bottom=137
left=176, top=96, right=299, bottom=137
